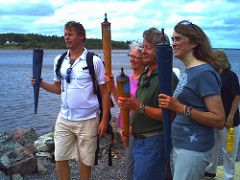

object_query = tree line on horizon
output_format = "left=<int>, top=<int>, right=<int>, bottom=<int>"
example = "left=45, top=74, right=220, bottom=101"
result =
left=0, top=33, right=129, bottom=49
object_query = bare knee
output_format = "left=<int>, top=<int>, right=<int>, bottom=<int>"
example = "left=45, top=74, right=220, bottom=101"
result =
left=80, top=161, right=92, bottom=180
left=56, top=160, right=70, bottom=180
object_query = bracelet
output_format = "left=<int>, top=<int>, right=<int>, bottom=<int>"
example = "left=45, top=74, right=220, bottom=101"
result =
left=184, top=106, right=192, bottom=118
left=182, top=105, right=186, bottom=115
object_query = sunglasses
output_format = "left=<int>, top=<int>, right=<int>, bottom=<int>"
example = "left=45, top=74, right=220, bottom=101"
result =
left=179, top=20, right=192, bottom=25
left=66, top=60, right=74, bottom=83
left=178, top=20, right=197, bottom=30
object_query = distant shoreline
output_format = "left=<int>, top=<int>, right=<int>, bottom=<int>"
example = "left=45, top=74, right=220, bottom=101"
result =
left=1, top=47, right=240, bottom=50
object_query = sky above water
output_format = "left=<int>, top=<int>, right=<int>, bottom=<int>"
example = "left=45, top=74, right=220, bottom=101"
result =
left=1, top=0, right=240, bottom=48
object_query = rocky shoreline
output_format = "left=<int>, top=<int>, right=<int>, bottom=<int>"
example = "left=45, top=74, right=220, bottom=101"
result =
left=24, top=137, right=126, bottom=180
left=0, top=121, right=127, bottom=180
left=2, top=125, right=240, bottom=180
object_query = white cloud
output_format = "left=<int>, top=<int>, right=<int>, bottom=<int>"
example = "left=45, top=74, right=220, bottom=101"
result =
left=0, top=0, right=240, bottom=48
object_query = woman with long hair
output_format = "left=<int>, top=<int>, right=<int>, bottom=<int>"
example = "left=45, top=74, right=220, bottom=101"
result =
left=159, top=20, right=225, bottom=180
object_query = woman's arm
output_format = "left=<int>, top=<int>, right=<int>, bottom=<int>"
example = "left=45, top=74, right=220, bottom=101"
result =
left=192, top=95, right=225, bottom=128
left=159, top=94, right=225, bottom=128
left=226, top=95, right=240, bottom=128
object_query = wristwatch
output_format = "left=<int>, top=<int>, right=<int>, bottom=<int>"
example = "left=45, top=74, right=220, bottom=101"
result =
left=138, top=104, right=146, bottom=114
left=184, top=106, right=192, bottom=118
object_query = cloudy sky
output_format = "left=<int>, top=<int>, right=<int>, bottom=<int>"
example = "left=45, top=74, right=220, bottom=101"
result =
left=0, top=0, right=240, bottom=48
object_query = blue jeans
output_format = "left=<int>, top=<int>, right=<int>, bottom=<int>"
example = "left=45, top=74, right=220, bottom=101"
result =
left=132, top=135, right=166, bottom=180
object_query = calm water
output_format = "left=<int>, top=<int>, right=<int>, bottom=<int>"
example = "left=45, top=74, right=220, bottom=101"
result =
left=0, top=49, right=239, bottom=134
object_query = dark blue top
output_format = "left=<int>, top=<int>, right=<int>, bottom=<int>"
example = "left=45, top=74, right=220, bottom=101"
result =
left=220, top=69, right=240, bottom=127
left=172, top=64, right=221, bottom=152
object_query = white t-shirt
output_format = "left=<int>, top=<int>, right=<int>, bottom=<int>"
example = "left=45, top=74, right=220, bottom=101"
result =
left=53, top=48, right=105, bottom=121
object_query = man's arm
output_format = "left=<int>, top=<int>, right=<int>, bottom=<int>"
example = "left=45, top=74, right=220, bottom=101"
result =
left=40, top=80, right=61, bottom=95
left=31, top=78, right=61, bottom=95
left=118, top=97, right=163, bottom=121
left=98, top=83, right=110, bottom=136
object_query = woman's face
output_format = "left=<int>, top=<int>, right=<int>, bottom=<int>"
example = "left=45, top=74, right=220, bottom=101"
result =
left=129, top=48, right=144, bottom=71
left=172, top=31, right=193, bottom=59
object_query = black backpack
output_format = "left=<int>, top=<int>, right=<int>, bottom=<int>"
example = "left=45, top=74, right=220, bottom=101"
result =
left=55, top=51, right=114, bottom=166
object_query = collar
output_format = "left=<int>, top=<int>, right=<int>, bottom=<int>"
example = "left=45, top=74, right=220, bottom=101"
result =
left=142, top=67, right=158, bottom=77
left=66, top=48, right=87, bottom=64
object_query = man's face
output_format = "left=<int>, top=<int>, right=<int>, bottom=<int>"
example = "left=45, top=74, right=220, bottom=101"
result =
left=64, top=28, right=84, bottom=50
left=142, top=39, right=157, bottom=66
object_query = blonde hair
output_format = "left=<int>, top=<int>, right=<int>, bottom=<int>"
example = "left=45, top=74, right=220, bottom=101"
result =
left=65, top=21, right=86, bottom=42
left=214, top=49, right=231, bottom=73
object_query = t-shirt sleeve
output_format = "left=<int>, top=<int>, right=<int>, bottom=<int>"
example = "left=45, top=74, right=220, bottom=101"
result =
left=197, top=70, right=221, bottom=97
left=93, top=55, right=105, bottom=85
left=231, top=72, right=240, bottom=96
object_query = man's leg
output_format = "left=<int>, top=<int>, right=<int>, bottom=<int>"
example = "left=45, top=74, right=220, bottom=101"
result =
left=56, top=160, right=70, bottom=180
left=80, top=161, right=92, bottom=180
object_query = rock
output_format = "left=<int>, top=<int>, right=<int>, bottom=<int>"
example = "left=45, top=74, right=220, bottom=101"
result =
left=0, top=150, right=37, bottom=176
left=11, top=173, right=23, bottom=180
left=36, top=157, right=54, bottom=175
left=12, top=128, right=39, bottom=146
left=35, top=152, right=52, bottom=160
left=6, top=154, right=37, bottom=176
left=34, top=132, right=54, bottom=152
left=0, top=132, right=22, bottom=154
left=19, top=145, right=38, bottom=155
left=0, top=171, right=10, bottom=180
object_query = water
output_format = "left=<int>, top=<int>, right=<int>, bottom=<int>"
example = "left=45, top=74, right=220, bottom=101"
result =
left=0, top=49, right=239, bottom=134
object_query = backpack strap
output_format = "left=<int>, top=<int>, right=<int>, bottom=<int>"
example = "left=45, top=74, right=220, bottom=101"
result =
left=87, top=52, right=114, bottom=166
left=55, top=51, right=67, bottom=79
left=86, top=52, right=98, bottom=95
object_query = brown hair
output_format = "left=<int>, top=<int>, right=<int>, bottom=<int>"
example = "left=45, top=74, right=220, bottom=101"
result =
left=64, top=21, right=86, bottom=42
left=174, top=20, right=217, bottom=70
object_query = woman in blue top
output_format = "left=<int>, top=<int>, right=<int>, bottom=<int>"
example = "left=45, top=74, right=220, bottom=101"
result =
left=159, top=20, right=225, bottom=180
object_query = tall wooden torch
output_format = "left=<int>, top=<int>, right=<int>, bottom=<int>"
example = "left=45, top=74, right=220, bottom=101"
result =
left=116, top=68, right=130, bottom=147
left=101, top=13, right=112, bottom=76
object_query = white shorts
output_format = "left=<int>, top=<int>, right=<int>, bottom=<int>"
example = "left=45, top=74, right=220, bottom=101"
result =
left=54, top=115, right=99, bottom=166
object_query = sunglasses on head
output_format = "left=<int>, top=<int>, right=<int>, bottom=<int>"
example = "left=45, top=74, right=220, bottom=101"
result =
left=178, top=20, right=197, bottom=30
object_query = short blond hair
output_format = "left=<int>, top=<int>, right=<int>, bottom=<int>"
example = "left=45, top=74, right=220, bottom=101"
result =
left=214, top=49, right=231, bottom=73
left=65, top=21, right=86, bottom=42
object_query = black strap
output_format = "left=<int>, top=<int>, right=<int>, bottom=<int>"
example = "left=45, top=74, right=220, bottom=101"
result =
left=55, top=52, right=67, bottom=78
left=86, top=52, right=98, bottom=95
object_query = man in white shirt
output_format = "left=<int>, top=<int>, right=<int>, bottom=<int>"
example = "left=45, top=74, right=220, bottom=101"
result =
left=32, top=21, right=110, bottom=180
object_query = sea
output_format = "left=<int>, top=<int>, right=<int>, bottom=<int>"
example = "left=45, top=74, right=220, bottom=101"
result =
left=0, top=49, right=239, bottom=135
